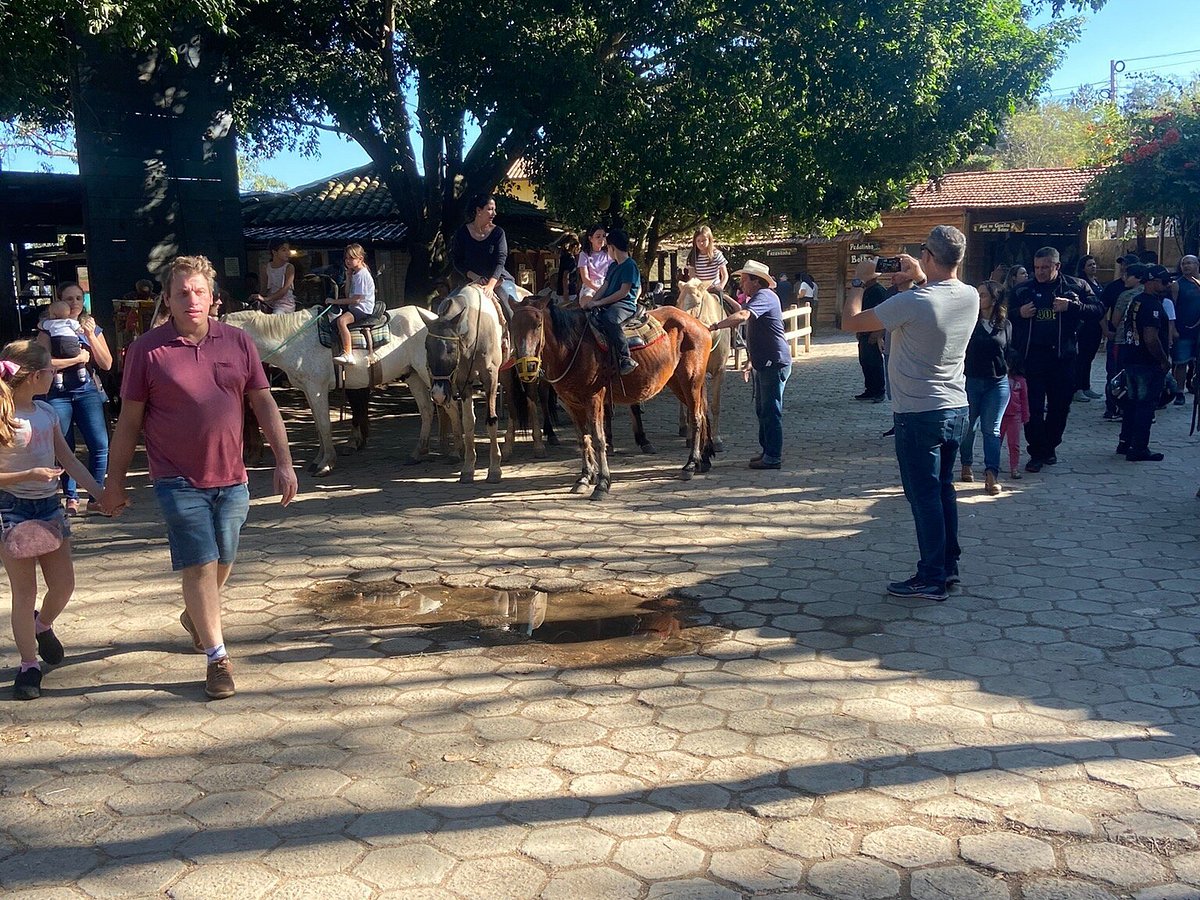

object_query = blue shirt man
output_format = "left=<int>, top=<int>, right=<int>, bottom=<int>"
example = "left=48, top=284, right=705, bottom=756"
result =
left=708, top=259, right=791, bottom=470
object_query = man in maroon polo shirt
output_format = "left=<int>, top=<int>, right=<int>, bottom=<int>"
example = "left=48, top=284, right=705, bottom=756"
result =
left=103, top=255, right=298, bottom=700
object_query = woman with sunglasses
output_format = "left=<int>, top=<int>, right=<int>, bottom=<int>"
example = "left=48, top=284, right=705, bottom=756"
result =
left=959, top=280, right=1012, bottom=495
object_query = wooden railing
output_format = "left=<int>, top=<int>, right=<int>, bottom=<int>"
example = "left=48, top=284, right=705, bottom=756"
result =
left=731, top=304, right=812, bottom=368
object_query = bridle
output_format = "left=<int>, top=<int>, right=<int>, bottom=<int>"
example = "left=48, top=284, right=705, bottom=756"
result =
left=514, top=307, right=586, bottom=385
left=428, top=287, right=484, bottom=402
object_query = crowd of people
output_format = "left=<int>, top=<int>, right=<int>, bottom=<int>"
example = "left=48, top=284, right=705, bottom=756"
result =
left=844, top=226, right=1198, bottom=602
left=5, top=206, right=1195, bottom=702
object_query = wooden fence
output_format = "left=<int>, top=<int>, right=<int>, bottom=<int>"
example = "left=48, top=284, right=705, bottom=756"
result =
left=731, top=304, right=812, bottom=368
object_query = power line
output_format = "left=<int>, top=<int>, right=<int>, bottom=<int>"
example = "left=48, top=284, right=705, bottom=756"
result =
left=1120, top=47, right=1200, bottom=64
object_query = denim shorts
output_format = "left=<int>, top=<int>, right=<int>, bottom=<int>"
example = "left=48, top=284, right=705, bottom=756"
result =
left=0, top=492, right=70, bottom=540
left=1172, top=333, right=1198, bottom=365
left=153, top=478, right=250, bottom=571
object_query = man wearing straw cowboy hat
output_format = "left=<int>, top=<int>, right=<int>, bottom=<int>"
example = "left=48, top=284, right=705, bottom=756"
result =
left=709, top=259, right=792, bottom=470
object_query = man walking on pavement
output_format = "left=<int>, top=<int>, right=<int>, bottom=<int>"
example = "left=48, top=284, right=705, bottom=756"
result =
left=103, top=255, right=298, bottom=700
left=840, top=226, right=977, bottom=602
left=1009, top=247, right=1103, bottom=472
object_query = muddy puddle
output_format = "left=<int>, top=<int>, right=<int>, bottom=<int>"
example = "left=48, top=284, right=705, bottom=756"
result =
left=298, top=581, right=727, bottom=664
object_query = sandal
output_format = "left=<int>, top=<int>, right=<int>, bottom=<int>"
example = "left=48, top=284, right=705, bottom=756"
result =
left=65, top=499, right=80, bottom=516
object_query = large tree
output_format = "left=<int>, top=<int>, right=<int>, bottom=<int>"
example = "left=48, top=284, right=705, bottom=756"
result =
left=1085, top=104, right=1200, bottom=256
left=3, top=0, right=1104, bottom=294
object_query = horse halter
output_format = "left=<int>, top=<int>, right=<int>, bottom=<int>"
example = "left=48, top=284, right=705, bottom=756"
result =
left=426, top=328, right=465, bottom=401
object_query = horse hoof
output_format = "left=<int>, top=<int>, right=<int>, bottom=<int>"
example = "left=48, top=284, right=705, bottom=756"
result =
left=570, top=480, right=589, bottom=494
left=459, top=473, right=475, bottom=484
left=590, top=484, right=610, bottom=500
left=313, top=465, right=334, bottom=478
left=640, top=442, right=657, bottom=455
left=680, top=468, right=694, bottom=482
left=486, top=470, right=502, bottom=484
left=712, top=438, right=725, bottom=453
left=698, top=458, right=712, bottom=474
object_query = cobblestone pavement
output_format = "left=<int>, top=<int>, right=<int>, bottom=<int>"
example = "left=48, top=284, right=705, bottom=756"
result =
left=2, top=333, right=1200, bottom=899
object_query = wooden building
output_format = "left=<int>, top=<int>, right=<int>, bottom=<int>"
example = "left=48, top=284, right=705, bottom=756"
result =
left=695, top=168, right=1100, bottom=329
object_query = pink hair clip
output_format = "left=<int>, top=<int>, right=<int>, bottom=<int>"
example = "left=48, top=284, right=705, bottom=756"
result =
left=0, top=361, right=20, bottom=378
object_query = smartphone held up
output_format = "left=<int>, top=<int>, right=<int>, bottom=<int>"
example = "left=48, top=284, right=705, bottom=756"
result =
left=875, top=257, right=902, bottom=274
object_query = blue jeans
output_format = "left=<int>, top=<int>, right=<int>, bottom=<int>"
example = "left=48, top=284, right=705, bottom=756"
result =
left=153, top=478, right=250, bottom=571
left=960, top=376, right=1011, bottom=475
left=894, top=407, right=968, bottom=585
left=589, top=302, right=637, bottom=364
left=753, top=363, right=791, bottom=463
left=48, top=386, right=109, bottom=501
left=1119, top=364, right=1166, bottom=454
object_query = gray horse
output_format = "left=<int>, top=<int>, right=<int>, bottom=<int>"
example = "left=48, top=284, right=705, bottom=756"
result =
left=425, top=285, right=505, bottom=484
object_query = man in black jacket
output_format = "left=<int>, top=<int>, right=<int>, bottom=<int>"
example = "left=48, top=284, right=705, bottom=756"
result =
left=1010, top=247, right=1104, bottom=472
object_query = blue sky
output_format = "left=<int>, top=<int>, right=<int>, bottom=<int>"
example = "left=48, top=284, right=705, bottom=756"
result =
left=4, top=0, right=1198, bottom=185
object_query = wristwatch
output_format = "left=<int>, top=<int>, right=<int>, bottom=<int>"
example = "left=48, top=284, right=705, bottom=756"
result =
left=850, top=278, right=865, bottom=288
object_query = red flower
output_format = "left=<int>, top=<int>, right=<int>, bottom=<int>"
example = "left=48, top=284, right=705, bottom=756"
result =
left=1136, top=143, right=1157, bottom=160
left=1123, top=151, right=1135, bottom=164
left=1163, top=128, right=1182, bottom=146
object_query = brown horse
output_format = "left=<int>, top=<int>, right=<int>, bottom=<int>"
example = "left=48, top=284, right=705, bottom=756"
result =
left=510, top=297, right=714, bottom=499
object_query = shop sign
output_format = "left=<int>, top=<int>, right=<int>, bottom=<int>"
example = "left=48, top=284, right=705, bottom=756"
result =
left=973, top=221, right=1026, bottom=234
left=849, top=240, right=881, bottom=265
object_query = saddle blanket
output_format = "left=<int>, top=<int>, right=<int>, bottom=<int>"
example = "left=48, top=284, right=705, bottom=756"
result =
left=587, top=310, right=667, bottom=353
left=317, top=309, right=392, bottom=351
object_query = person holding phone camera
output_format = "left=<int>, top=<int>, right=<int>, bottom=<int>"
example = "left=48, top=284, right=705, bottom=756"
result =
left=840, top=226, right=977, bottom=602
left=1009, top=247, right=1103, bottom=473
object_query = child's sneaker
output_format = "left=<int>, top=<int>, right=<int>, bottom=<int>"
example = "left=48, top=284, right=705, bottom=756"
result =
left=1010, top=467, right=1022, bottom=480
left=13, top=666, right=42, bottom=700
left=34, top=611, right=64, bottom=665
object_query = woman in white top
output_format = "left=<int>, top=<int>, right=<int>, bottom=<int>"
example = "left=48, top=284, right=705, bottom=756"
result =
left=577, top=224, right=611, bottom=301
left=685, top=226, right=728, bottom=293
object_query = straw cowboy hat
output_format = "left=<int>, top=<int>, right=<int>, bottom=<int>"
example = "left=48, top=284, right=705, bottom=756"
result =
left=730, top=259, right=776, bottom=289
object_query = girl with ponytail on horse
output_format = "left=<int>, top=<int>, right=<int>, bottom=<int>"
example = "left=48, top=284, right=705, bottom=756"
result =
left=0, top=341, right=110, bottom=700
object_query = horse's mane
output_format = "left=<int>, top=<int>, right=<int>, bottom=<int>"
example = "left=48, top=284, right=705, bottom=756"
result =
left=546, top=300, right=586, bottom=345
left=223, top=308, right=319, bottom=343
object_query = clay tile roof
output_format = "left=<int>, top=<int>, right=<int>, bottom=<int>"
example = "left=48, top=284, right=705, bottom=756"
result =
left=242, top=164, right=551, bottom=239
left=908, top=167, right=1099, bottom=210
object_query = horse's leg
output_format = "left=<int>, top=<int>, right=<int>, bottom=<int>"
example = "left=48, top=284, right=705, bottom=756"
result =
left=603, top=398, right=614, bottom=452
left=678, top=401, right=687, bottom=438
left=630, top=403, right=655, bottom=454
left=345, top=387, right=370, bottom=451
left=588, top=395, right=613, bottom=500
left=540, top=383, right=559, bottom=447
left=408, top=383, right=435, bottom=463
left=459, top=392, right=477, bottom=483
left=484, top=369, right=503, bottom=484
left=528, top=380, right=546, bottom=459
left=665, top=353, right=705, bottom=481
left=710, top=363, right=725, bottom=453
left=304, top=385, right=337, bottom=476
left=567, top=403, right=594, bottom=493
left=500, top=371, right=517, bottom=463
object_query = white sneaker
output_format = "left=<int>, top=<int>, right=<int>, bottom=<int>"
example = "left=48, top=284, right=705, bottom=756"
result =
left=333, top=354, right=353, bottom=365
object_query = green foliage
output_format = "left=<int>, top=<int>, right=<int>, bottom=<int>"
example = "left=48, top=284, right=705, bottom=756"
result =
left=1085, top=101, right=1200, bottom=253
left=1, top=0, right=1108, bottom=286
left=238, top=157, right=289, bottom=193
left=983, top=91, right=1126, bottom=170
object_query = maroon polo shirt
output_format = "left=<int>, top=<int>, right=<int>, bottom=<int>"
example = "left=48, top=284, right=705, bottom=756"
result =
left=121, top=319, right=269, bottom=488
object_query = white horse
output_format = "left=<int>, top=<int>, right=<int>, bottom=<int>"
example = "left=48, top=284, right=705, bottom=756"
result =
left=675, top=278, right=731, bottom=451
left=425, top=285, right=504, bottom=484
left=224, top=306, right=443, bottom=475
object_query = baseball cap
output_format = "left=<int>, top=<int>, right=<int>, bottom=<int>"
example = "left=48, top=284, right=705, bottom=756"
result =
left=1126, top=264, right=1151, bottom=281
left=1119, top=253, right=1141, bottom=266
left=1147, top=265, right=1176, bottom=283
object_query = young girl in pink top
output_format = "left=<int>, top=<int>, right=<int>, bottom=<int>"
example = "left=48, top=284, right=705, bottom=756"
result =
left=1001, top=357, right=1030, bottom=480
left=0, top=341, right=107, bottom=700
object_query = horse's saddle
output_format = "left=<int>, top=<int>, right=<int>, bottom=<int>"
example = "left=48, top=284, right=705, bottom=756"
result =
left=587, top=308, right=667, bottom=353
left=316, top=300, right=392, bottom=351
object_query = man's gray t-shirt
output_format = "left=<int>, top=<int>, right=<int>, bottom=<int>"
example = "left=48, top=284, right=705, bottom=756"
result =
left=873, top=280, right=979, bottom=414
